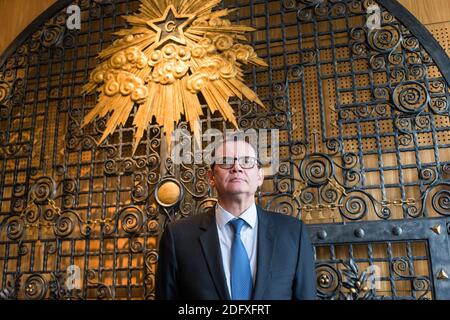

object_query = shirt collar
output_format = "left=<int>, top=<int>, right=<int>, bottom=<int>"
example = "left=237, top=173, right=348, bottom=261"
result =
left=215, top=202, right=257, bottom=230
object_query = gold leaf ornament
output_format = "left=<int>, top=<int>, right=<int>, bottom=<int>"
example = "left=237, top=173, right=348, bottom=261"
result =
left=83, top=0, right=267, bottom=154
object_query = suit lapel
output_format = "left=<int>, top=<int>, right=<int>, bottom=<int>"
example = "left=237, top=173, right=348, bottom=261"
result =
left=199, top=208, right=231, bottom=300
left=253, top=207, right=276, bottom=299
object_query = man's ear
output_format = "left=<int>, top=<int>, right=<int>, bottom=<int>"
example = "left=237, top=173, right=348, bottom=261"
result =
left=257, top=167, right=265, bottom=187
left=207, top=168, right=215, bottom=187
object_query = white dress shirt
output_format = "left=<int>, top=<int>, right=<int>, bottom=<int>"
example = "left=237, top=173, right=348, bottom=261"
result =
left=215, top=203, right=258, bottom=297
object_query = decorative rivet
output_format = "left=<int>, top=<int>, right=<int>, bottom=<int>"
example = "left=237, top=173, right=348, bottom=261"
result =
left=354, top=228, right=365, bottom=238
left=319, top=274, right=330, bottom=285
left=438, top=270, right=449, bottom=280
left=431, top=225, right=441, bottom=235
left=392, top=226, right=402, bottom=236
left=317, top=230, right=327, bottom=240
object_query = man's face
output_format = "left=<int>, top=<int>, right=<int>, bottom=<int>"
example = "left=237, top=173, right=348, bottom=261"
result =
left=208, top=140, right=264, bottom=199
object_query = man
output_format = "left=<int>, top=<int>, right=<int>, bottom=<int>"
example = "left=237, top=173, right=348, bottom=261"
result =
left=155, top=138, right=316, bottom=300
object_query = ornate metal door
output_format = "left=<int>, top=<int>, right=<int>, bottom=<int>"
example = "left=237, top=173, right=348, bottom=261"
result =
left=0, top=0, right=449, bottom=300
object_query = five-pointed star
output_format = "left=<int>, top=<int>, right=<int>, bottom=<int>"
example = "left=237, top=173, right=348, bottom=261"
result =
left=147, top=5, right=194, bottom=49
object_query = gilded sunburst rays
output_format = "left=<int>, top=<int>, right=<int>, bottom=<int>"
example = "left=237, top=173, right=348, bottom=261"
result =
left=82, top=0, right=267, bottom=154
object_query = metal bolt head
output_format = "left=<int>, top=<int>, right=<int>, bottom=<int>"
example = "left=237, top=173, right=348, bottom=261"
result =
left=317, top=230, right=327, bottom=240
left=354, top=228, right=365, bottom=238
left=392, top=226, right=402, bottom=236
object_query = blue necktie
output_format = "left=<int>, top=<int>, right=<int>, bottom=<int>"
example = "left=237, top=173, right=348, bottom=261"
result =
left=229, top=218, right=253, bottom=300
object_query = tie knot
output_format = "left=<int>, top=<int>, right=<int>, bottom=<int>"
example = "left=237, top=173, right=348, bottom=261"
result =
left=229, top=218, right=247, bottom=235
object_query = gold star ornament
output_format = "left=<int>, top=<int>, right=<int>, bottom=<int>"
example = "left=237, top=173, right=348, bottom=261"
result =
left=147, top=5, right=193, bottom=47
left=82, top=0, right=267, bottom=154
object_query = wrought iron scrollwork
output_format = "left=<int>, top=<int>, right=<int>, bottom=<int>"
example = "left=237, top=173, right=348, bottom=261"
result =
left=143, top=249, right=158, bottom=300
left=23, top=274, right=48, bottom=300
left=316, top=264, right=341, bottom=299
left=418, top=181, right=450, bottom=217
left=392, top=81, right=430, bottom=114
left=0, top=174, right=169, bottom=240
left=86, top=270, right=114, bottom=300
left=345, top=18, right=448, bottom=149
left=116, top=205, right=144, bottom=235
left=49, top=272, right=83, bottom=300
left=0, top=273, right=21, bottom=300
left=0, top=74, right=10, bottom=103
left=316, top=259, right=380, bottom=300
left=392, top=258, right=431, bottom=300
left=0, top=0, right=449, bottom=301
left=0, top=75, right=14, bottom=155
left=268, top=145, right=389, bottom=221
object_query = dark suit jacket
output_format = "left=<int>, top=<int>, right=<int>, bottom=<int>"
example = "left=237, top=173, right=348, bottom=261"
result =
left=155, top=205, right=317, bottom=300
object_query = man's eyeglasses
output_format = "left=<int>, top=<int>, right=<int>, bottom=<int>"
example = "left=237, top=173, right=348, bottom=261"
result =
left=213, top=156, right=259, bottom=169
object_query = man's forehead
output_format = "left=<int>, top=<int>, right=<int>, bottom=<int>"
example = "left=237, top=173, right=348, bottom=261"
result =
left=215, top=140, right=257, bottom=156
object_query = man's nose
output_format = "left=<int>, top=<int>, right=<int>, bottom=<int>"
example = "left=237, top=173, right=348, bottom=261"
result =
left=230, top=159, right=243, bottom=172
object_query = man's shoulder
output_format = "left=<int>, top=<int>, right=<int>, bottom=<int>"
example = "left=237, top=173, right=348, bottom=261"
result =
left=258, top=206, right=304, bottom=228
left=168, top=210, right=213, bottom=231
